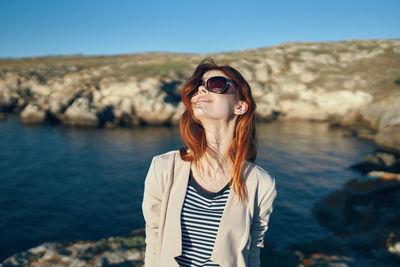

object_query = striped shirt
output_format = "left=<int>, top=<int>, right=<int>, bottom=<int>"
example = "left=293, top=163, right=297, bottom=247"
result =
left=175, top=172, right=231, bottom=267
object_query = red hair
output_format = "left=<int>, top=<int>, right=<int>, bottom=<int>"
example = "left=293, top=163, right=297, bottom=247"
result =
left=179, top=57, right=257, bottom=202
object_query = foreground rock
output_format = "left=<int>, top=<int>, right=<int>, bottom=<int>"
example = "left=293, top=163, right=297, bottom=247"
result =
left=1, top=230, right=297, bottom=267
left=311, top=171, right=400, bottom=266
left=1, top=229, right=146, bottom=267
left=292, top=233, right=400, bottom=267
left=351, top=149, right=400, bottom=174
left=3, top=176, right=399, bottom=267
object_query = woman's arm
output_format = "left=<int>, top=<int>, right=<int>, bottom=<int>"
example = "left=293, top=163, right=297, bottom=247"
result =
left=248, top=176, right=277, bottom=267
left=142, top=157, right=162, bottom=267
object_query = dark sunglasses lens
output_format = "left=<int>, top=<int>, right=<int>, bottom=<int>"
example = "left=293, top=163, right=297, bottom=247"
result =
left=207, top=77, right=228, bottom=92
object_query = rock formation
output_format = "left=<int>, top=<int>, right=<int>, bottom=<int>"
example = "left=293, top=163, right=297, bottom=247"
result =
left=1, top=39, right=399, bottom=150
left=1, top=229, right=146, bottom=267
left=311, top=170, right=400, bottom=266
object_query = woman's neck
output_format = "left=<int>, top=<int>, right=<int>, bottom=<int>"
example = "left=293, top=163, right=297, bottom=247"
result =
left=204, top=118, right=235, bottom=158
left=195, top=119, right=236, bottom=181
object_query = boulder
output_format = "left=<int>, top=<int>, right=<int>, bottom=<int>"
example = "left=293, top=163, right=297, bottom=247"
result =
left=311, top=174, right=400, bottom=265
left=20, top=103, right=46, bottom=124
left=351, top=151, right=400, bottom=174
left=132, top=94, right=175, bottom=125
left=1, top=229, right=146, bottom=267
left=376, top=125, right=400, bottom=153
left=289, top=61, right=317, bottom=83
left=254, top=62, right=270, bottom=82
left=292, top=230, right=400, bottom=266
left=171, top=101, right=185, bottom=125
left=312, top=175, right=400, bottom=235
left=265, top=57, right=285, bottom=75
left=336, top=96, right=400, bottom=153
left=62, top=97, right=99, bottom=127
left=0, top=75, right=21, bottom=112
left=113, top=98, right=140, bottom=127
left=367, top=171, right=400, bottom=181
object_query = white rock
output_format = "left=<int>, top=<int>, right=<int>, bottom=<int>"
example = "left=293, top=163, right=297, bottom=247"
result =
left=298, top=89, right=315, bottom=102
left=101, top=95, right=122, bottom=107
left=254, top=62, right=270, bottom=82
left=378, top=97, right=400, bottom=129
left=265, top=57, right=285, bottom=75
left=28, top=244, right=48, bottom=254
left=237, top=65, right=254, bottom=81
left=126, top=249, right=142, bottom=260
left=42, top=250, right=57, bottom=260
left=103, top=250, right=126, bottom=264
left=133, top=93, right=176, bottom=124
left=311, top=54, right=336, bottom=65
left=388, top=242, right=400, bottom=256
left=299, top=51, right=315, bottom=61
left=171, top=101, right=185, bottom=124
left=249, top=80, right=265, bottom=99
left=119, top=98, right=134, bottom=114
left=139, top=77, right=162, bottom=98
left=260, top=93, right=278, bottom=107
left=279, top=100, right=328, bottom=120
left=27, top=81, right=52, bottom=97
left=256, top=102, right=276, bottom=119
left=99, top=79, right=141, bottom=98
left=342, top=76, right=368, bottom=90
left=314, top=89, right=372, bottom=116
left=92, top=90, right=102, bottom=103
left=20, top=103, right=46, bottom=124
left=289, top=62, right=317, bottom=83
left=63, top=97, right=99, bottom=127
left=279, top=81, right=307, bottom=94
left=339, top=49, right=385, bottom=62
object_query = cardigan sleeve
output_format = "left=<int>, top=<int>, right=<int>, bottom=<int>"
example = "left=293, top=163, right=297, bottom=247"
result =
left=248, top=174, right=277, bottom=267
left=142, top=156, right=162, bottom=267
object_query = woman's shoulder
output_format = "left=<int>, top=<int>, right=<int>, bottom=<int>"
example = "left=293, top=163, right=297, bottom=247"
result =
left=243, top=161, right=276, bottom=192
left=151, top=150, right=180, bottom=166
left=153, top=150, right=180, bottom=160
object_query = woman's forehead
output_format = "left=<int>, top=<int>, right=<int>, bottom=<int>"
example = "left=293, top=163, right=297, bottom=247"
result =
left=202, top=70, right=227, bottom=80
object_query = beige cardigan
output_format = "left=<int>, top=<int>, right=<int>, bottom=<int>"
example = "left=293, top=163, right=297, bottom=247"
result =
left=142, top=150, right=277, bottom=267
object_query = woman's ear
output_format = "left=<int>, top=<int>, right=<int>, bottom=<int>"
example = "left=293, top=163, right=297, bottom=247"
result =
left=234, top=101, right=248, bottom=115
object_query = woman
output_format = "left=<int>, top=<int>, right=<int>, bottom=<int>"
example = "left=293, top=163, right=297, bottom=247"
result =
left=142, top=58, right=277, bottom=267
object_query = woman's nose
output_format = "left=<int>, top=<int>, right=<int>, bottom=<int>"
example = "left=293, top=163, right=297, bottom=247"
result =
left=198, top=84, right=208, bottom=94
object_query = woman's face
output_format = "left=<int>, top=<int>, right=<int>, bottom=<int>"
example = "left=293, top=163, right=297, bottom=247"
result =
left=190, top=70, right=243, bottom=123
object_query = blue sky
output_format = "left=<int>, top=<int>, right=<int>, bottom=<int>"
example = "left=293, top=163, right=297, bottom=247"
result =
left=0, top=0, right=399, bottom=58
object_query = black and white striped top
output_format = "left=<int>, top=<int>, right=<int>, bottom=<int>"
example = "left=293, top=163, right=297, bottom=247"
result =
left=175, top=172, right=231, bottom=267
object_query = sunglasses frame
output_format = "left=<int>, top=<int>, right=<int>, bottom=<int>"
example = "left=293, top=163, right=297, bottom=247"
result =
left=198, top=76, right=233, bottom=94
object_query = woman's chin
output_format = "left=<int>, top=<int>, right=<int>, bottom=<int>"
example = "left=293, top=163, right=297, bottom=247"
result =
left=193, top=108, right=208, bottom=118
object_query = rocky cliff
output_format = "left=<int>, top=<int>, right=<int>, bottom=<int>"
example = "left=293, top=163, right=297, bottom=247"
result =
left=1, top=39, right=399, bottom=150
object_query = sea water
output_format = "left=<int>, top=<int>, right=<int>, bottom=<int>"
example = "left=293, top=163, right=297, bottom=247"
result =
left=0, top=114, right=376, bottom=261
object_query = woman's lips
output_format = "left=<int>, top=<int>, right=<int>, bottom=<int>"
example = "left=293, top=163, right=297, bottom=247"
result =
left=194, top=97, right=211, bottom=104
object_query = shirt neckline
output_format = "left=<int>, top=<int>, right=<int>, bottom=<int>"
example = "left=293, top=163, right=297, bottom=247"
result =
left=189, top=170, right=230, bottom=199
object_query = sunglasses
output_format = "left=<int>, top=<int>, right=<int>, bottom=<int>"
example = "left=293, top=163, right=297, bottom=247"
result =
left=197, top=76, right=234, bottom=94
